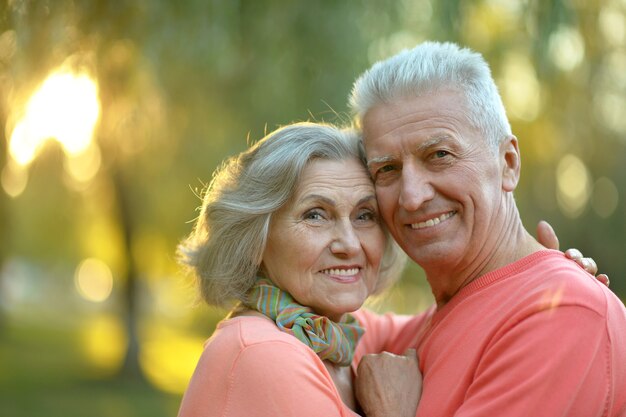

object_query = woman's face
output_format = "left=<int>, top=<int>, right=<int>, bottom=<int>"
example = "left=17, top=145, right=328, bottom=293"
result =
left=262, top=157, right=385, bottom=322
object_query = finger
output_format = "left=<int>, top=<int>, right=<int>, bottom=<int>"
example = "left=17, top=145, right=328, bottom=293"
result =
left=597, top=274, right=610, bottom=287
left=403, top=348, right=417, bottom=358
left=581, top=257, right=598, bottom=275
left=536, top=220, right=559, bottom=250
left=357, top=354, right=375, bottom=371
left=564, top=248, right=583, bottom=260
left=568, top=254, right=598, bottom=274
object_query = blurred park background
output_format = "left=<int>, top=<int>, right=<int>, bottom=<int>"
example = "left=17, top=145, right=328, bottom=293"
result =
left=0, top=0, right=624, bottom=416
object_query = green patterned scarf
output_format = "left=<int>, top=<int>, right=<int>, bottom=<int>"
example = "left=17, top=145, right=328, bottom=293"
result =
left=244, top=279, right=364, bottom=366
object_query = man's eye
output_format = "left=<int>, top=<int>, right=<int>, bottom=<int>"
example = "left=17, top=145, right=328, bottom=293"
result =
left=434, top=150, right=449, bottom=158
left=377, top=164, right=396, bottom=174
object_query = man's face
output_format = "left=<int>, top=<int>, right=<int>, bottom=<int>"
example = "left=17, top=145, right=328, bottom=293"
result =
left=362, top=89, right=506, bottom=272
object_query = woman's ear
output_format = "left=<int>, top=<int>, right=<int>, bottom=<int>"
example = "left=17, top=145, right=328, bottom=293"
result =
left=500, top=135, right=521, bottom=192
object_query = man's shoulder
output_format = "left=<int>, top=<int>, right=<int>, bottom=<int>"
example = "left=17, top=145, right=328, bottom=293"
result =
left=512, top=250, right=623, bottom=318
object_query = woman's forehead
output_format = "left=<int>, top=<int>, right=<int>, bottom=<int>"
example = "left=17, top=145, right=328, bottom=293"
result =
left=290, top=158, right=375, bottom=202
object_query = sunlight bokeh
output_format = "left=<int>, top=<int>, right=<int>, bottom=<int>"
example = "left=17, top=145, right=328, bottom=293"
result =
left=591, top=177, right=620, bottom=218
left=75, top=258, right=114, bottom=303
left=1, top=159, right=28, bottom=198
left=500, top=52, right=542, bottom=121
left=140, top=327, right=206, bottom=395
left=599, top=6, right=626, bottom=46
left=8, top=69, right=100, bottom=167
left=63, top=142, right=102, bottom=190
left=80, top=314, right=127, bottom=375
left=548, top=26, right=585, bottom=71
left=556, top=154, right=591, bottom=218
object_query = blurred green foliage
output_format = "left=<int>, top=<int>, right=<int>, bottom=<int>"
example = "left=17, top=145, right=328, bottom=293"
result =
left=0, top=1, right=624, bottom=416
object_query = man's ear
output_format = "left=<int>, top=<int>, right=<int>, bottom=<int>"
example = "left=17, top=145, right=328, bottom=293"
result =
left=500, top=135, right=520, bottom=192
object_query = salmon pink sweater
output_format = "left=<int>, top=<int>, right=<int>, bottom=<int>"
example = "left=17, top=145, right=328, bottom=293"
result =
left=385, top=250, right=626, bottom=417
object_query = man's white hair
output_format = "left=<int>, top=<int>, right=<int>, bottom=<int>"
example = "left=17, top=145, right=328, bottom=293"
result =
left=349, top=41, right=512, bottom=150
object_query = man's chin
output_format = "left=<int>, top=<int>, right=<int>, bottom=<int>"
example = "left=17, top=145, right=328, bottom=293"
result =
left=401, top=241, right=461, bottom=269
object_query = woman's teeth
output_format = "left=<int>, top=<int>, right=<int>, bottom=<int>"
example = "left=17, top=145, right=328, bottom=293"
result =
left=321, top=268, right=359, bottom=276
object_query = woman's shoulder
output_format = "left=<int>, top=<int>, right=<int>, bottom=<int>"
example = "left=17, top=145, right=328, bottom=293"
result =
left=180, top=318, right=344, bottom=417
left=204, top=315, right=318, bottom=361
left=194, top=316, right=330, bottom=390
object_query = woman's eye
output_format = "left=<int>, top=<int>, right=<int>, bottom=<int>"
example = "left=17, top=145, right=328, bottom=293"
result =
left=356, top=210, right=377, bottom=222
left=303, top=210, right=325, bottom=221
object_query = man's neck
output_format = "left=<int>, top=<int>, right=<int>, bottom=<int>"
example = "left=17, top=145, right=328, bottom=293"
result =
left=425, top=200, right=544, bottom=308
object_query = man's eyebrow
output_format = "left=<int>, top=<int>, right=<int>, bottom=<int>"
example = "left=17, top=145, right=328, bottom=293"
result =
left=366, top=155, right=395, bottom=169
left=366, top=135, right=452, bottom=168
left=416, top=134, right=451, bottom=152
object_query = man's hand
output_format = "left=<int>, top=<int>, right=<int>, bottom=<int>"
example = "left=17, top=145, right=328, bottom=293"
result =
left=355, top=349, right=422, bottom=417
left=536, top=220, right=609, bottom=286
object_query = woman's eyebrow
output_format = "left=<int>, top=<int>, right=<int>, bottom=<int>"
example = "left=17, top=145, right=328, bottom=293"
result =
left=357, top=195, right=377, bottom=206
left=299, top=194, right=376, bottom=207
left=300, top=194, right=336, bottom=207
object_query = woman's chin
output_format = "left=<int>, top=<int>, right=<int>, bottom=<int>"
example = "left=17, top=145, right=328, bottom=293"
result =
left=321, top=298, right=367, bottom=322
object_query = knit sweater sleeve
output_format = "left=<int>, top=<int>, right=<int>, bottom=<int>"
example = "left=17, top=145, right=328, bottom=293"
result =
left=456, top=304, right=613, bottom=417
left=354, top=308, right=429, bottom=360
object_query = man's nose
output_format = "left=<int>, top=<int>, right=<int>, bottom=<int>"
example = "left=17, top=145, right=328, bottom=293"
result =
left=398, top=163, right=435, bottom=212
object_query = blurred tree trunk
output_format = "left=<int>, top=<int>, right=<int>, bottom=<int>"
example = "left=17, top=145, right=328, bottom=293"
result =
left=112, top=168, right=142, bottom=379
left=0, top=101, right=7, bottom=334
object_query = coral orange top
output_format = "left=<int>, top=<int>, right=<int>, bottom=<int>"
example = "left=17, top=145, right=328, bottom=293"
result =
left=388, top=250, right=626, bottom=417
left=177, top=309, right=412, bottom=417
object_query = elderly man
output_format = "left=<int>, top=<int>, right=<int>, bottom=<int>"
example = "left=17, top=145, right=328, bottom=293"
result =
left=352, top=42, right=626, bottom=417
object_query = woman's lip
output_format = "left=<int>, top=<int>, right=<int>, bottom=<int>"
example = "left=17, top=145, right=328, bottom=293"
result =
left=319, top=267, right=362, bottom=283
left=319, top=267, right=361, bottom=275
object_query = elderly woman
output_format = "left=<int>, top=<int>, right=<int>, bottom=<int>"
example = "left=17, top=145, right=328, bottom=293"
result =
left=177, top=122, right=418, bottom=417
left=176, top=122, right=604, bottom=417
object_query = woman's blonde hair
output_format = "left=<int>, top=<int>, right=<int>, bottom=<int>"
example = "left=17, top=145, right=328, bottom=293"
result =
left=178, top=122, right=405, bottom=307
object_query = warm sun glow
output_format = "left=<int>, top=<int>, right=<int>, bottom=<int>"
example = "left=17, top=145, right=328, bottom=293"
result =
left=79, top=315, right=127, bottom=376
left=80, top=314, right=126, bottom=376
left=9, top=70, right=100, bottom=166
left=140, top=326, right=206, bottom=395
left=556, top=154, right=591, bottom=218
left=75, top=258, right=114, bottom=303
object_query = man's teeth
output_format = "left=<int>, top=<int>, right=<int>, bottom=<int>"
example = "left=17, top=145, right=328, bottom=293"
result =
left=322, top=268, right=359, bottom=276
left=411, top=212, right=455, bottom=230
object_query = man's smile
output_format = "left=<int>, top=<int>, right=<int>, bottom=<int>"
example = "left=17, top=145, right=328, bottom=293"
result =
left=408, top=211, right=457, bottom=230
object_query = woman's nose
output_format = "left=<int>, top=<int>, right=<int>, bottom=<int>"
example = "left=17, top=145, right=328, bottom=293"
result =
left=329, top=221, right=361, bottom=256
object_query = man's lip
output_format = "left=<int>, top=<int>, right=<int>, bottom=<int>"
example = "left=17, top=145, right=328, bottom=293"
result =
left=407, top=211, right=456, bottom=230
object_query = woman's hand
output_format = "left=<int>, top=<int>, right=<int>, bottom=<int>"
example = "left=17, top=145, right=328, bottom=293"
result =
left=355, top=349, right=421, bottom=417
left=536, top=220, right=609, bottom=286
